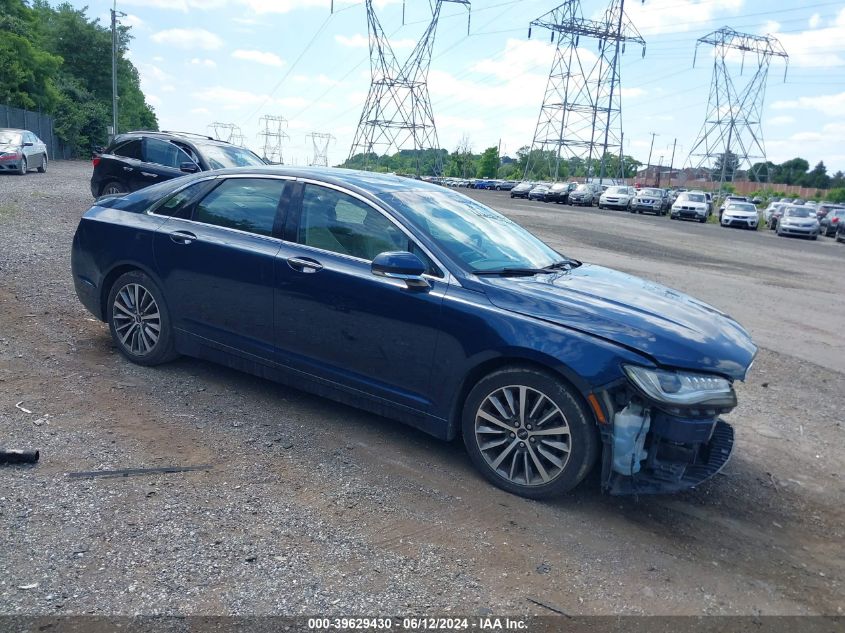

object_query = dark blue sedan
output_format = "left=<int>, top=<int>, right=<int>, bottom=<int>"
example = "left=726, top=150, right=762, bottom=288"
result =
left=71, top=167, right=756, bottom=498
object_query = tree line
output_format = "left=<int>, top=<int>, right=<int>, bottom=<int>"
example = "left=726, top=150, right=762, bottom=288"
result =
left=1, top=0, right=157, bottom=155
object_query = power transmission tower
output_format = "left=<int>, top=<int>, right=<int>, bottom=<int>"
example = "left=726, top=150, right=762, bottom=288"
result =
left=208, top=122, right=243, bottom=144
left=347, top=0, right=471, bottom=177
left=526, top=0, right=645, bottom=182
left=230, top=132, right=246, bottom=147
left=686, top=27, right=788, bottom=187
left=257, top=115, right=290, bottom=164
left=306, top=132, right=336, bottom=167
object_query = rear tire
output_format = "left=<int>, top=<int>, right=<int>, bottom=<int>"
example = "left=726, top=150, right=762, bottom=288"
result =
left=101, top=180, right=128, bottom=196
left=107, top=270, right=178, bottom=367
left=462, top=366, right=599, bottom=499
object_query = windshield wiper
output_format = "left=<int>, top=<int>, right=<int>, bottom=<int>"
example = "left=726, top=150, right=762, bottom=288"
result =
left=472, top=267, right=555, bottom=277
left=544, top=258, right=581, bottom=270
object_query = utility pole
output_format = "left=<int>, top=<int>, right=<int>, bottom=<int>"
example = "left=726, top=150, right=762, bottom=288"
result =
left=656, top=155, right=664, bottom=187
left=618, top=132, right=625, bottom=181
left=645, top=132, right=658, bottom=186
left=525, top=0, right=645, bottom=181
left=667, top=138, right=677, bottom=187
left=110, top=2, right=126, bottom=138
left=348, top=0, right=471, bottom=176
left=686, top=27, right=788, bottom=187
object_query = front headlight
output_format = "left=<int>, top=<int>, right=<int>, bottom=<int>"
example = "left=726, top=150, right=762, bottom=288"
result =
left=623, top=365, right=736, bottom=407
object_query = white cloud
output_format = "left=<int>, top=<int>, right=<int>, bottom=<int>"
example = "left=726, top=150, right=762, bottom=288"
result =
left=762, top=9, right=845, bottom=67
left=193, top=86, right=266, bottom=106
left=147, top=94, right=162, bottom=106
left=335, top=33, right=415, bottom=50
left=622, top=87, right=645, bottom=99
left=190, top=58, right=217, bottom=68
left=293, top=74, right=339, bottom=86
left=623, top=0, right=744, bottom=37
left=809, top=13, right=822, bottom=29
left=190, top=107, right=211, bottom=115
left=123, top=14, right=145, bottom=29
left=151, top=28, right=223, bottom=50
left=767, top=115, right=794, bottom=126
left=232, top=49, right=286, bottom=67
left=239, top=0, right=398, bottom=13
left=771, top=92, right=845, bottom=117
left=121, top=0, right=228, bottom=9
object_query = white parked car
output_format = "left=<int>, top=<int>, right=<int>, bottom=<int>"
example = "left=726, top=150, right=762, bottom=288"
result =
left=670, top=191, right=710, bottom=223
left=598, top=186, right=636, bottom=210
left=720, top=202, right=760, bottom=230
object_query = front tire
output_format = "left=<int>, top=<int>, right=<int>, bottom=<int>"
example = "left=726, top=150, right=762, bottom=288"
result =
left=462, top=366, right=599, bottom=499
left=17, top=157, right=27, bottom=175
left=37, top=154, right=47, bottom=173
left=107, top=270, right=178, bottom=366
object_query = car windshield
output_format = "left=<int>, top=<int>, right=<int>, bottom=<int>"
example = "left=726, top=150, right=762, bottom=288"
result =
left=195, top=143, right=266, bottom=169
left=0, top=131, right=22, bottom=145
left=380, top=189, right=562, bottom=272
left=551, top=183, right=567, bottom=190
left=639, top=188, right=662, bottom=196
left=727, top=203, right=756, bottom=212
left=606, top=186, right=628, bottom=194
left=784, top=207, right=812, bottom=218
left=575, top=184, right=590, bottom=192
left=683, top=193, right=705, bottom=203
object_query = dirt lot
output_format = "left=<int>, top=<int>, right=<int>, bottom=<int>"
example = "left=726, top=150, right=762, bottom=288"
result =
left=0, top=162, right=843, bottom=616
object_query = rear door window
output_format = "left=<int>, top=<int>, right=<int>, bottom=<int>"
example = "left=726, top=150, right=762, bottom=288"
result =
left=113, top=140, right=143, bottom=160
left=144, top=138, right=195, bottom=169
left=193, top=178, right=286, bottom=237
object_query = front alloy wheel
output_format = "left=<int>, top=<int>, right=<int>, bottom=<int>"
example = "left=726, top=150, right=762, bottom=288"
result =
left=463, top=367, right=598, bottom=499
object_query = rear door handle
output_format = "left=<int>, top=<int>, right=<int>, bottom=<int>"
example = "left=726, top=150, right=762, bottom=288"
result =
left=141, top=172, right=158, bottom=178
left=169, top=230, right=197, bottom=245
left=122, top=166, right=133, bottom=172
left=287, top=256, right=323, bottom=273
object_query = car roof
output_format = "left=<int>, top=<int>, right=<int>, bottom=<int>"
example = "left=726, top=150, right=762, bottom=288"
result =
left=188, top=165, right=448, bottom=196
left=111, top=130, right=235, bottom=148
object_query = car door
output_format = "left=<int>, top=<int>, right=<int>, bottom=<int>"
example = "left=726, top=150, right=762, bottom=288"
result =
left=137, top=137, right=196, bottom=190
left=273, top=181, right=447, bottom=412
left=153, top=176, right=291, bottom=361
left=105, top=138, right=144, bottom=192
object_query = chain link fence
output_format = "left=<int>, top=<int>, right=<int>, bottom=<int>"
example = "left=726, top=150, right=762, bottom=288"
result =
left=1, top=104, right=73, bottom=160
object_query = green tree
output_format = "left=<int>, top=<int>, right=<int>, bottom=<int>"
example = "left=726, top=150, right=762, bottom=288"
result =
left=831, top=171, right=845, bottom=188
left=775, top=157, right=810, bottom=185
left=476, top=146, right=499, bottom=178
left=713, top=150, right=740, bottom=182
left=802, top=161, right=830, bottom=189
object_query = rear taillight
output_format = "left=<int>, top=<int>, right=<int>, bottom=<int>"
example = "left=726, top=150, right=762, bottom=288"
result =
left=92, top=156, right=101, bottom=167
left=833, top=217, right=840, bottom=223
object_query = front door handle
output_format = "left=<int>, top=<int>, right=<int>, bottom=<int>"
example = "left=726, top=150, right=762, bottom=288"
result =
left=287, top=256, right=323, bottom=273
left=141, top=172, right=158, bottom=178
left=169, top=230, right=197, bottom=245
left=122, top=166, right=133, bottom=172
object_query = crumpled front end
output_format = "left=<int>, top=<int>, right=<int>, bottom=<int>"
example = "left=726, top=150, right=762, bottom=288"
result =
left=595, top=365, right=745, bottom=495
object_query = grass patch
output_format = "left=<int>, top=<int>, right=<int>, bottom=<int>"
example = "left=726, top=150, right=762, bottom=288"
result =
left=0, top=202, right=21, bottom=219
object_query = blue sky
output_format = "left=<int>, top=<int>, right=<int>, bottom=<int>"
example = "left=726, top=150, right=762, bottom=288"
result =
left=74, top=0, right=845, bottom=172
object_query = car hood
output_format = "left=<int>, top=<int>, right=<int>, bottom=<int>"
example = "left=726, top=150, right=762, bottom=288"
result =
left=482, top=264, right=756, bottom=380
left=724, top=210, right=757, bottom=217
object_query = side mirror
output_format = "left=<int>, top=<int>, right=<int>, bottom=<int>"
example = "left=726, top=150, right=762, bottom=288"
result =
left=180, top=161, right=200, bottom=173
left=371, top=251, right=430, bottom=290
left=23, top=142, right=33, bottom=147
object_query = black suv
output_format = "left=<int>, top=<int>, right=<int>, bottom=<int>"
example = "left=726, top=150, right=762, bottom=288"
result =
left=90, top=131, right=266, bottom=197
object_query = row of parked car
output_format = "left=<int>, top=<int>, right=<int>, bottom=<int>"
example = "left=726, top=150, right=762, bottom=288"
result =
left=761, top=200, right=845, bottom=240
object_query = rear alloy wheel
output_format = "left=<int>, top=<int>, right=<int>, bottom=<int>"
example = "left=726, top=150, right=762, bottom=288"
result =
left=37, top=154, right=47, bottom=173
left=107, top=271, right=177, bottom=366
left=101, top=181, right=128, bottom=196
left=462, top=367, right=598, bottom=499
left=17, top=157, right=27, bottom=175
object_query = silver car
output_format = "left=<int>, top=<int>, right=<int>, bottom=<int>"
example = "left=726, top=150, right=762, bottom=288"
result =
left=776, top=205, right=820, bottom=240
left=0, top=128, right=48, bottom=175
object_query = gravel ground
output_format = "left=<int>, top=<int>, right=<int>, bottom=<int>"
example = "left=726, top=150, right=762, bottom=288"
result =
left=0, top=162, right=843, bottom=617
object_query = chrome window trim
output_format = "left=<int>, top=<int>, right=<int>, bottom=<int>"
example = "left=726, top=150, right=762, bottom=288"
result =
left=295, top=177, right=459, bottom=286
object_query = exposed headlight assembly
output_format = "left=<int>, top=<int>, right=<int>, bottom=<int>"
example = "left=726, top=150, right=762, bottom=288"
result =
left=623, top=365, right=736, bottom=407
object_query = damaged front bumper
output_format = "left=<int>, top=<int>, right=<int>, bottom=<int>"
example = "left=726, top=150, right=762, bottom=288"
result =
left=597, top=375, right=738, bottom=495
left=606, top=417, right=734, bottom=495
